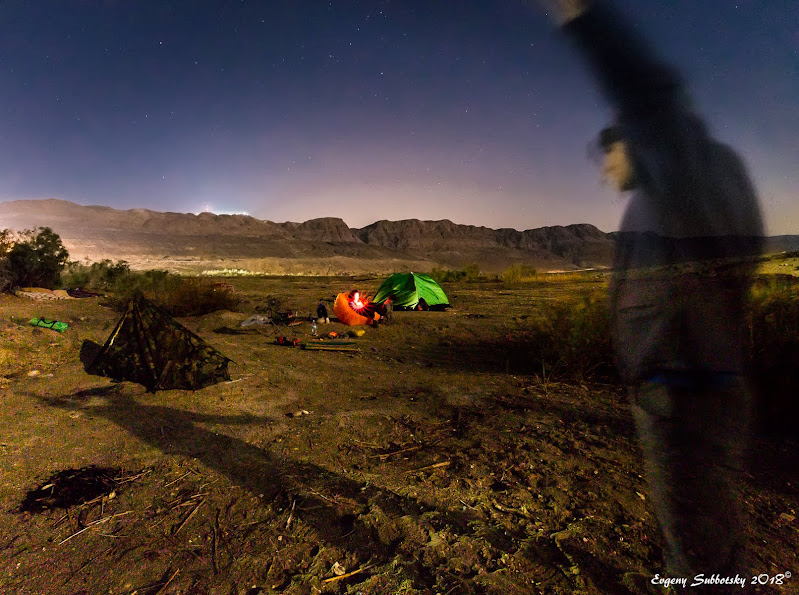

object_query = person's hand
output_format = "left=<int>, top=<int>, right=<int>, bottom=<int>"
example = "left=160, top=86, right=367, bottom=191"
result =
left=536, top=0, right=592, bottom=25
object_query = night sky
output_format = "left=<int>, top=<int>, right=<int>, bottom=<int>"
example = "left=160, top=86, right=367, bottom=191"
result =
left=2, top=1, right=797, bottom=234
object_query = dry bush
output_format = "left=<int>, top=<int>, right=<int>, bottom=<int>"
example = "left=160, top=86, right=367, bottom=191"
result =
left=254, top=295, right=286, bottom=318
left=154, top=277, right=242, bottom=317
left=63, top=259, right=131, bottom=291
left=429, top=263, right=481, bottom=283
left=748, top=275, right=799, bottom=435
left=518, top=275, right=799, bottom=433
left=104, top=271, right=241, bottom=316
left=522, top=289, right=615, bottom=383
left=500, top=263, right=537, bottom=285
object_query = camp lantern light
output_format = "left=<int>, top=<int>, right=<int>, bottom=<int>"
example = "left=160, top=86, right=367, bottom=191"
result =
left=350, top=291, right=366, bottom=311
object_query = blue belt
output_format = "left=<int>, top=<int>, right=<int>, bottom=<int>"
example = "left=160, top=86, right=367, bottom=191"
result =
left=648, top=371, right=740, bottom=390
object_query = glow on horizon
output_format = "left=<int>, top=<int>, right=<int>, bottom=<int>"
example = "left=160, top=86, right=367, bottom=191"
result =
left=198, top=204, right=250, bottom=216
left=2, top=1, right=796, bottom=235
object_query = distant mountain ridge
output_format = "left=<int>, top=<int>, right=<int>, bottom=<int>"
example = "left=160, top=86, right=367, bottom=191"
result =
left=5, top=198, right=794, bottom=275
left=0, top=198, right=632, bottom=274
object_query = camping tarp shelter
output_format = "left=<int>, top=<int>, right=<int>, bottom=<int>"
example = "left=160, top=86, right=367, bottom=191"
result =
left=86, top=293, right=231, bottom=392
left=373, top=272, right=449, bottom=310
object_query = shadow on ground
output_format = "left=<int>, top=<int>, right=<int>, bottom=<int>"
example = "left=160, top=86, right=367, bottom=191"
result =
left=36, top=387, right=631, bottom=594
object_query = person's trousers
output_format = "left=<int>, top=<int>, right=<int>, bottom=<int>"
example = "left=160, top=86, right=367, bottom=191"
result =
left=630, top=379, right=752, bottom=592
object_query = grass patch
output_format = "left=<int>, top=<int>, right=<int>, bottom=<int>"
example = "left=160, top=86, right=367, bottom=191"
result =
left=519, top=289, right=614, bottom=383
left=64, top=260, right=241, bottom=316
left=748, top=275, right=799, bottom=433
left=429, top=263, right=481, bottom=283
left=63, top=259, right=131, bottom=291
left=115, top=272, right=242, bottom=316
left=500, top=263, right=538, bottom=285
left=200, top=268, right=261, bottom=276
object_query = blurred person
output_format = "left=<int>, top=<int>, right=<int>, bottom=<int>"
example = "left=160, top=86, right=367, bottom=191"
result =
left=371, top=295, right=393, bottom=323
left=317, top=300, right=330, bottom=324
left=537, top=0, right=764, bottom=592
left=384, top=296, right=394, bottom=323
left=348, top=289, right=363, bottom=311
left=349, top=289, right=380, bottom=324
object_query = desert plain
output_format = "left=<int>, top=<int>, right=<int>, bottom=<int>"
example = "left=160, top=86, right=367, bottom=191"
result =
left=1, top=271, right=798, bottom=595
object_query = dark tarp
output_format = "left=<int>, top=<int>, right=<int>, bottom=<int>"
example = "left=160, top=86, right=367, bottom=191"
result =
left=85, top=293, right=231, bottom=392
left=67, top=288, right=102, bottom=298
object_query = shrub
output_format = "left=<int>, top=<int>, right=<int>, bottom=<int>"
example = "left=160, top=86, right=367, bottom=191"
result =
left=2, top=227, right=70, bottom=289
left=522, top=290, right=615, bottom=383
left=0, top=257, right=11, bottom=293
left=501, top=263, right=537, bottom=285
left=748, top=275, right=799, bottom=435
left=748, top=275, right=799, bottom=372
left=104, top=270, right=241, bottom=316
left=255, top=295, right=286, bottom=318
left=462, top=263, right=481, bottom=281
left=0, top=229, right=14, bottom=255
left=0, top=230, right=13, bottom=292
left=430, top=267, right=464, bottom=283
left=63, top=259, right=131, bottom=291
left=153, top=276, right=241, bottom=317
left=519, top=274, right=799, bottom=392
left=429, top=263, right=482, bottom=283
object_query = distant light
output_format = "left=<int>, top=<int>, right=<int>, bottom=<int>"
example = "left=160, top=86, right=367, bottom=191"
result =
left=197, top=204, right=249, bottom=216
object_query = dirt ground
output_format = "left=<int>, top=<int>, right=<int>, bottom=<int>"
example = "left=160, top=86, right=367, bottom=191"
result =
left=1, top=276, right=797, bottom=595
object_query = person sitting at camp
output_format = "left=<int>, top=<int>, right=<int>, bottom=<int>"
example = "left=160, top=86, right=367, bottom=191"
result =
left=416, top=298, right=429, bottom=311
left=369, top=296, right=388, bottom=318
left=316, top=301, right=329, bottom=324
left=383, top=296, right=393, bottom=323
left=349, top=290, right=382, bottom=324
left=348, top=290, right=364, bottom=312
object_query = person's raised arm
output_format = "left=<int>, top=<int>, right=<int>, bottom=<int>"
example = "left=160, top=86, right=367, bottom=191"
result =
left=538, top=0, right=590, bottom=25
left=535, top=0, right=713, bottom=225
left=539, top=0, right=687, bottom=120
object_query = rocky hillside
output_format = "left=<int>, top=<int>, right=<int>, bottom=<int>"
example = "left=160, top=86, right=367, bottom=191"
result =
left=0, top=198, right=614, bottom=274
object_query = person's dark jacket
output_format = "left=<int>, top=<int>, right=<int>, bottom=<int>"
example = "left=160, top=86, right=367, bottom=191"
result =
left=564, top=3, right=764, bottom=384
left=317, top=302, right=329, bottom=320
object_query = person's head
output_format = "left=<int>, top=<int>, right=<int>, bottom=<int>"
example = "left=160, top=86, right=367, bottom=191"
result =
left=597, top=125, right=636, bottom=192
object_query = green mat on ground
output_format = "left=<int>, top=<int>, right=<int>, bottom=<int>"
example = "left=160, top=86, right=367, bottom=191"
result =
left=29, top=318, right=69, bottom=332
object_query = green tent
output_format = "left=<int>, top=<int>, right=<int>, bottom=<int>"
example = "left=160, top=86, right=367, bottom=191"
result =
left=85, top=293, right=231, bottom=392
left=373, top=272, right=450, bottom=310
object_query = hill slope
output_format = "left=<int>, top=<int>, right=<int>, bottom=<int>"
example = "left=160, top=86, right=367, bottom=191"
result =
left=0, top=198, right=613, bottom=274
